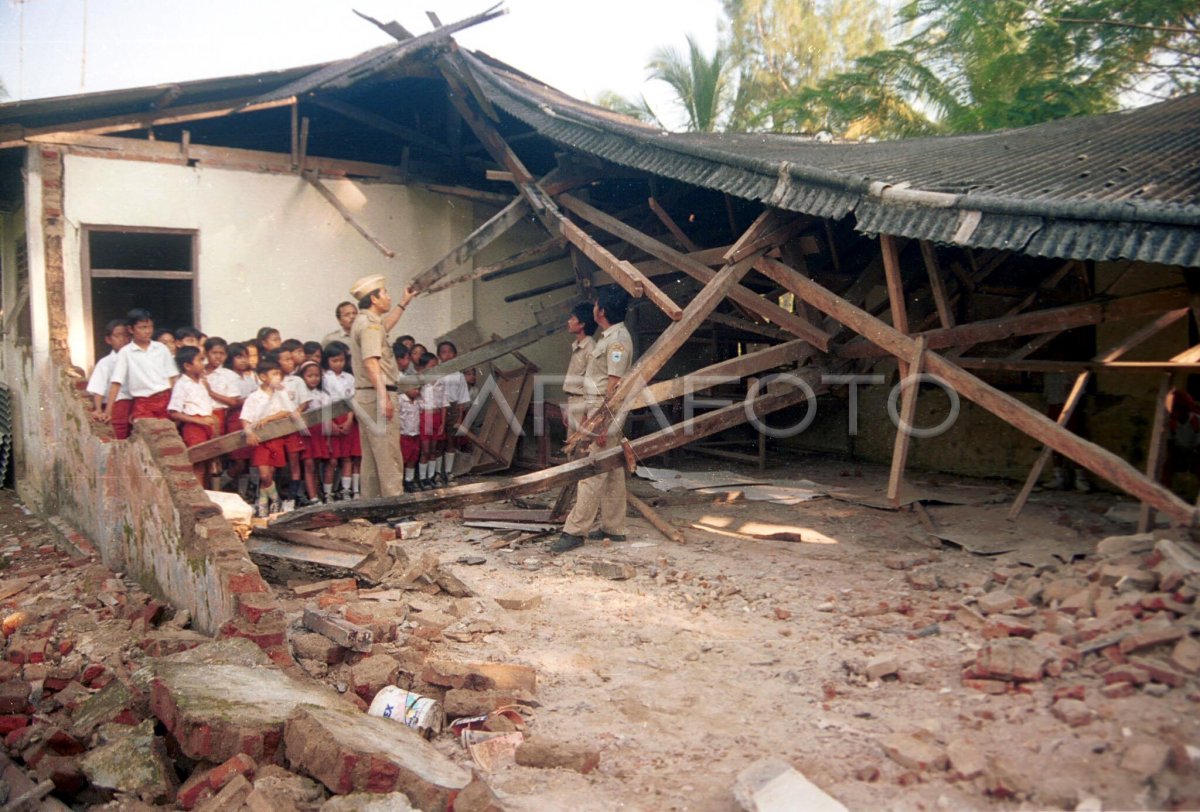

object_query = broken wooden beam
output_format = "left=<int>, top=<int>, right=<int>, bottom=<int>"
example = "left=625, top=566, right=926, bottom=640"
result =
left=411, top=196, right=531, bottom=293
left=887, top=337, right=927, bottom=506
left=423, top=235, right=568, bottom=295
left=1139, top=373, right=1173, bottom=533
left=187, top=400, right=351, bottom=463
left=270, top=382, right=813, bottom=529
left=303, top=172, right=396, bottom=258
left=303, top=608, right=374, bottom=652
left=647, top=197, right=698, bottom=252
left=557, top=194, right=831, bottom=349
left=558, top=218, right=683, bottom=320
left=755, top=256, right=1198, bottom=526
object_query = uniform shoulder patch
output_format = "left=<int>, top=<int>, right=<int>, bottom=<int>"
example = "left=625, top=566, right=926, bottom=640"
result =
left=609, top=342, right=626, bottom=364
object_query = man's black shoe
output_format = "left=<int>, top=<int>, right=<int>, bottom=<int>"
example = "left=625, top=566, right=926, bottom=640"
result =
left=587, top=531, right=627, bottom=541
left=550, top=532, right=584, bottom=554
left=421, top=478, right=436, bottom=491
left=403, top=480, right=414, bottom=494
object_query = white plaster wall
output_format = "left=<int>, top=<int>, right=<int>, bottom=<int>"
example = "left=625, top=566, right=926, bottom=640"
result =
left=60, top=155, right=474, bottom=367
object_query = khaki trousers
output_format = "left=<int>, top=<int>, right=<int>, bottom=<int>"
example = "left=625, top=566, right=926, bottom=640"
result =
left=564, top=399, right=627, bottom=536
left=353, top=389, right=404, bottom=498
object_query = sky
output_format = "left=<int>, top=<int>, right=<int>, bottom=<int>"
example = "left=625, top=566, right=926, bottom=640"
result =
left=0, top=0, right=725, bottom=129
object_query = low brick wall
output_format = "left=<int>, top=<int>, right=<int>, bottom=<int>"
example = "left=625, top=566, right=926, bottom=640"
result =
left=20, top=364, right=275, bottom=637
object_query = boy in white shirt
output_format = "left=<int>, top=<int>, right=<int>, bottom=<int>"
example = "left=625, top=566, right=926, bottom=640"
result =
left=167, top=346, right=219, bottom=488
left=399, top=386, right=422, bottom=493
left=87, top=318, right=133, bottom=439
left=240, top=358, right=302, bottom=517
left=106, top=308, right=178, bottom=426
left=437, top=341, right=473, bottom=484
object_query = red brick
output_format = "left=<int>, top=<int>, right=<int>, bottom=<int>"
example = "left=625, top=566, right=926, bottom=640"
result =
left=1119, top=624, right=1186, bottom=655
left=1104, top=665, right=1151, bottom=686
left=1102, top=683, right=1136, bottom=699
left=1129, top=656, right=1188, bottom=687
left=0, top=715, right=29, bottom=735
left=226, top=572, right=270, bottom=594
left=235, top=594, right=284, bottom=626
left=0, top=681, right=31, bottom=714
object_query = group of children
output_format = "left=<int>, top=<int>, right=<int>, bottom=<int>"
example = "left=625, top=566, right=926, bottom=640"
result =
left=86, top=306, right=478, bottom=518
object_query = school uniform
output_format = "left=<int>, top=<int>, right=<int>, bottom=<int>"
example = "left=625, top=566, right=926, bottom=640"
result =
left=227, top=372, right=260, bottom=461
left=111, top=340, right=176, bottom=421
left=167, top=375, right=217, bottom=448
left=441, top=370, right=473, bottom=450
left=419, top=377, right=447, bottom=440
left=282, top=374, right=313, bottom=454
left=302, top=389, right=333, bottom=461
left=87, top=351, right=133, bottom=439
left=205, top=366, right=243, bottom=435
left=323, top=369, right=361, bottom=458
left=240, top=386, right=300, bottom=468
left=398, top=392, right=421, bottom=466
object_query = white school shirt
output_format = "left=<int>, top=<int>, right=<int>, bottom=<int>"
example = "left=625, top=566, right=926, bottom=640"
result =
left=284, top=374, right=314, bottom=409
left=323, top=370, right=355, bottom=401
left=420, top=378, right=447, bottom=411
left=111, top=340, right=177, bottom=397
left=442, top=371, right=472, bottom=406
left=205, top=367, right=243, bottom=401
left=86, top=352, right=132, bottom=403
left=166, top=375, right=215, bottom=417
left=240, top=387, right=299, bottom=427
left=398, top=393, right=421, bottom=436
left=235, top=371, right=260, bottom=398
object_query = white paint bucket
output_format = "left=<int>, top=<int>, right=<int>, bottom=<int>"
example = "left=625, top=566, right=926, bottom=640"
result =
left=367, top=686, right=444, bottom=738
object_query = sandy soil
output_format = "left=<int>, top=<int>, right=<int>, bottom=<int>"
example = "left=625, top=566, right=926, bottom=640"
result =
left=362, top=454, right=1200, bottom=811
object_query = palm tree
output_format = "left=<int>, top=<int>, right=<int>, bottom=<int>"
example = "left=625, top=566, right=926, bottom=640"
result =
left=647, top=35, right=731, bottom=132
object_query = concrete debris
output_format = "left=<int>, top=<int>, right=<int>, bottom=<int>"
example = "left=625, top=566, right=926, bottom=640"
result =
left=78, top=719, right=175, bottom=804
left=591, top=561, right=636, bottom=581
left=513, top=737, right=601, bottom=774
left=320, top=791, right=417, bottom=810
left=880, top=732, right=948, bottom=772
left=733, top=757, right=847, bottom=812
left=945, top=739, right=986, bottom=780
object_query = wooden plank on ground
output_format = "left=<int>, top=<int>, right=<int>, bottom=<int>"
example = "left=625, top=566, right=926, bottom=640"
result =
left=270, top=383, right=816, bottom=530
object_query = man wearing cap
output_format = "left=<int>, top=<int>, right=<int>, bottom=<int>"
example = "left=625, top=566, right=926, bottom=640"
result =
left=348, top=274, right=417, bottom=498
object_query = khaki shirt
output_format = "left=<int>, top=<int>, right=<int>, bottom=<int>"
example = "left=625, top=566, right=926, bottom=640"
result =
left=349, top=311, right=399, bottom=391
left=564, top=335, right=596, bottom=398
left=584, top=322, right=634, bottom=400
left=322, top=328, right=352, bottom=348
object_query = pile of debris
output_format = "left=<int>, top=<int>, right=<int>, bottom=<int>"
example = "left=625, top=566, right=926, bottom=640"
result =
left=0, top=505, right=599, bottom=810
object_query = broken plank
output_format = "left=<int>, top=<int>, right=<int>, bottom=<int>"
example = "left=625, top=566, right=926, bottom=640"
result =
left=648, top=197, right=698, bottom=252
left=411, top=197, right=531, bottom=293
left=465, top=521, right=560, bottom=532
left=270, top=383, right=814, bottom=530
left=559, top=218, right=683, bottom=321
left=628, top=493, right=684, bottom=543
left=304, top=172, right=395, bottom=257
left=250, top=526, right=372, bottom=555
left=423, top=236, right=568, bottom=295
left=462, top=508, right=555, bottom=522
left=245, top=538, right=373, bottom=586
left=187, top=400, right=351, bottom=463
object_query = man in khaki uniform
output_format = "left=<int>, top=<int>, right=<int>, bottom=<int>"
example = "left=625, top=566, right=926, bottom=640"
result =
left=553, top=287, right=634, bottom=553
left=348, top=274, right=416, bottom=499
left=562, top=302, right=598, bottom=433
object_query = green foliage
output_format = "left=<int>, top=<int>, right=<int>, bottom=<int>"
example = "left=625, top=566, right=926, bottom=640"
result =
left=647, top=35, right=732, bottom=132
left=773, top=0, right=1200, bottom=138
left=593, top=90, right=663, bottom=127
left=722, top=0, right=890, bottom=129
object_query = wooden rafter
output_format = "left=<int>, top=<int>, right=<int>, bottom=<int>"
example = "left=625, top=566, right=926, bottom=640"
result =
left=410, top=196, right=531, bottom=293
left=919, top=241, right=955, bottom=329
left=559, top=218, right=683, bottom=320
left=303, top=171, right=395, bottom=258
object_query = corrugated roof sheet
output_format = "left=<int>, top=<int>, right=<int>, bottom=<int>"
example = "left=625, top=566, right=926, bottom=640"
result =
left=462, top=50, right=1200, bottom=267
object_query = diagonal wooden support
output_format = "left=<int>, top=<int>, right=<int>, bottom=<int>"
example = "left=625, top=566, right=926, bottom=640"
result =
left=1138, top=373, right=1173, bottom=533
left=303, top=172, right=395, bottom=258
left=647, top=197, right=698, bottom=252
left=559, top=218, right=682, bottom=320
left=270, top=383, right=814, bottom=530
left=755, top=255, right=1198, bottom=526
left=557, top=194, right=831, bottom=349
left=410, top=196, right=531, bottom=293
left=564, top=247, right=770, bottom=453
left=1007, top=307, right=1189, bottom=520
left=888, top=336, right=927, bottom=506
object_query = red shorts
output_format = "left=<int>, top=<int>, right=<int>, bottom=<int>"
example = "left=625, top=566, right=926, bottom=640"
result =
left=110, top=399, right=132, bottom=440
left=180, top=421, right=214, bottom=448
left=330, top=416, right=361, bottom=458
left=227, top=406, right=251, bottom=461
left=401, top=435, right=420, bottom=466
left=283, top=432, right=303, bottom=455
left=251, top=437, right=287, bottom=468
left=420, top=409, right=445, bottom=441
left=302, top=427, right=331, bottom=461
left=212, top=408, right=228, bottom=435
left=132, top=391, right=170, bottom=421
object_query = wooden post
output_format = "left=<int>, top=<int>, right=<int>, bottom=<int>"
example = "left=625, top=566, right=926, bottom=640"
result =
left=628, top=493, right=685, bottom=543
left=919, top=241, right=955, bottom=329
left=298, top=116, right=310, bottom=174
left=290, top=102, right=299, bottom=169
left=303, top=172, right=396, bottom=258
left=753, top=256, right=1198, bottom=526
left=887, top=337, right=927, bottom=506
left=880, top=234, right=910, bottom=362
left=1138, top=373, right=1173, bottom=532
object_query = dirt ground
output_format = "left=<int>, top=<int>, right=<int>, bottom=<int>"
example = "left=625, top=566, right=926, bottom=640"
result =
left=372, top=454, right=1200, bottom=811
left=4, top=449, right=1200, bottom=811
